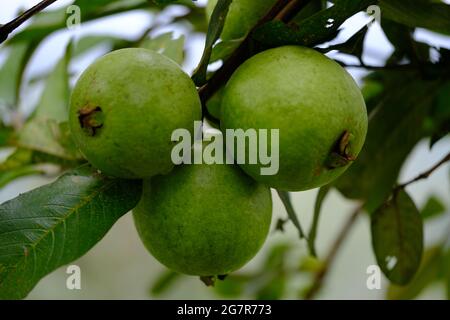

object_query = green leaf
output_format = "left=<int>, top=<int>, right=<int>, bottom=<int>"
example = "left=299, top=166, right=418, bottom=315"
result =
left=253, top=0, right=377, bottom=47
left=72, top=35, right=124, bottom=57
left=34, top=48, right=71, bottom=121
left=0, top=164, right=142, bottom=299
left=18, top=44, right=80, bottom=160
left=321, top=25, right=368, bottom=62
left=18, top=119, right=80, bottom=160
left=0, top=149, right=42, bottom=189
left=420, top=196, right=446, bottom=220
left=150, top=270, right=181, bottom=296
left=9, top=0, right=154, bottom=44
left=335, top=72, right=442, bottom=212
left=308, top=185, right=330, bottom=257
left=191, top=0, right=233, bottom=86
left=140, top=32, right=185, bottom=65
left=387, top=246, right=443, bottom=300
left=371, top=189, right=424, bottom=285
left=210, top=38, right=243, bottom=63
left=380, top=0, right=450, bottom=35
left=276, top=190, right=305, bottom=239
left=0, top=42, right=36, bottom=110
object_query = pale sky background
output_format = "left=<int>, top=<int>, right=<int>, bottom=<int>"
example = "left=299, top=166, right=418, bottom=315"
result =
left=0, top=0, right=449, bottom=300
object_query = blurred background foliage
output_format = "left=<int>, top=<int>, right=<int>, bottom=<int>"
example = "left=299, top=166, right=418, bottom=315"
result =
left=0, top=0, right=449, bottom=299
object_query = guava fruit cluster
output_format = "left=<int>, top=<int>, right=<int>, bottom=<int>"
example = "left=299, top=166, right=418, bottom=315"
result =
left=69, top=7, right=367, bottom=276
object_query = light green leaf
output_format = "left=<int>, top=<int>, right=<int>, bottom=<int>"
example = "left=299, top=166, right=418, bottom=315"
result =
left=210, top=38, right=243, bottom=63
left=140, top=32, right=185, bottom=65
left=0, top=164, right=142, bottom=299
left=192, top=0, right=233, bottom=86
left=0, top=42, right=35, bottom=110
left=18, top=119, right=80, bottom=160
left=371, top=189, right=424, bottom=285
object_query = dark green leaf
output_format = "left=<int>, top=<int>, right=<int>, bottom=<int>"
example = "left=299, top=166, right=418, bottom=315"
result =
left=308, top=185, right=330, bottom=257
left=371, top=189, right=424, bottom=285
left=380, top=0, right=450, bottom=35
left=335, top=72, right=442, bottom=212
left=191, top=0, right=232, bottom=86
left=0, top=164, right=142, bottom=299
left=386, top=246, right=443, bottom=300
left=253, top=0, right=377, bottom=47
left=420, top=196, right=446, bottom=220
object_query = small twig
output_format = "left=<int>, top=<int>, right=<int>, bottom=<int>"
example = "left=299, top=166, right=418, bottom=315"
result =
left=303, top=203, right=364, bottom=300
left=275, top=0, right=307, bottom=22
left=0, top=0, right=58, bottom=44
left=396, top=151, right=450, bottom=190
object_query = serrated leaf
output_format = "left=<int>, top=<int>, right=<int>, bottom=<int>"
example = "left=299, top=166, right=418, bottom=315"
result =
left=387, top=246, right=443, bottom=300
left=253, top=0, right=377, bottom=47
left=0, top=164, right=142, bottom=299
left=380, top=0, right=450, bottom=35
left=335, top=72, right=442, bottom=212
left=371, top=190, right=424, bottom=285
left=140, top=32, right=185, bottom=65
left=192, top=0, right=233, bottom=86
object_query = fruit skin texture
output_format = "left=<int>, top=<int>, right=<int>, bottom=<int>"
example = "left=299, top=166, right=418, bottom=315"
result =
left=69, top=48, right=201, bottom=179
left=221, top=46, right=368, bottom=191
left=207, top=0, right=277, bottom=41
left=133, top=163, right=272, bottom=276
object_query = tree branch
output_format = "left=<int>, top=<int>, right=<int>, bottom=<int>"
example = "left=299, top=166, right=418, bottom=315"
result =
left=397, top=151, right=450, bottom=190
left=303, top=203, right=364, bottom=300
left=0, top=0, right=58, bottom=45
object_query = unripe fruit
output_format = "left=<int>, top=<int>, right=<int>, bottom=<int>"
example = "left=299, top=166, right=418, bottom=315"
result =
left=69, top=48, right=201, bottom=179
left=221, top=46, right=368, bottom=191
left=207, top=0, right=277, bottom=41
left=133, top=162, right=272, bottom=276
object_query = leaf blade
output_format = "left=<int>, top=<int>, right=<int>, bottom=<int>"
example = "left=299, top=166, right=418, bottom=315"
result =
left=0, top=165, right=142, bottom=299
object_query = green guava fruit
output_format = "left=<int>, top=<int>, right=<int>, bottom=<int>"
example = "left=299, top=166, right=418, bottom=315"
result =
left=207, top=0, right=277, bottom=41
left=206, top=0, right=318, bottom=41
left=69, top=48, right=201, bottom=179
left=221, top=46, right=368, bottom=191
left=133, top=162, right=272, bottom=276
